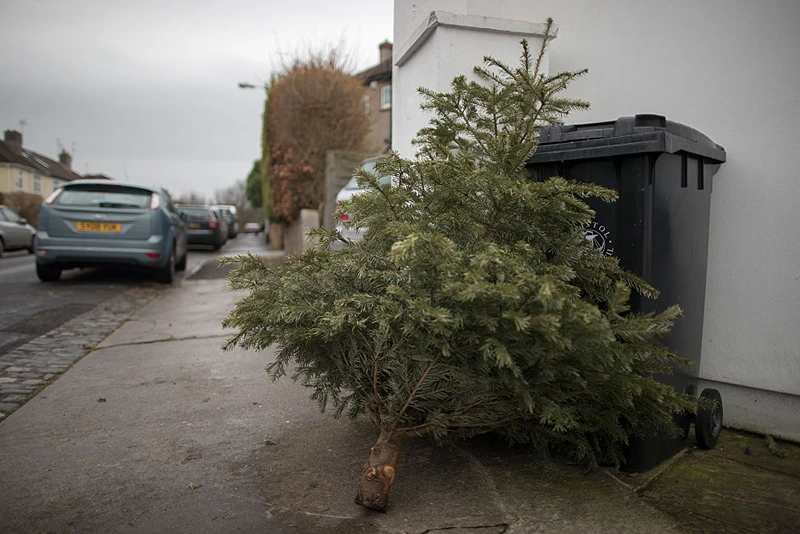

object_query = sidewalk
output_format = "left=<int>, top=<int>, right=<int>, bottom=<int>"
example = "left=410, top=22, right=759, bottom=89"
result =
left=0, top=258, right=797, bottom=533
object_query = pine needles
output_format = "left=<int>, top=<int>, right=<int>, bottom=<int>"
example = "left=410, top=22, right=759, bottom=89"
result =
left=223, top=27, right=695, bottom=474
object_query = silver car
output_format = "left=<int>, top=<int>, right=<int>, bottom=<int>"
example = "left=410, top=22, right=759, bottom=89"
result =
left=333, top=156, right=391, bottom=248
left=0, top=204, right=37, bottom=257
left=212, top=205, right=238, bottom=239
left=34, top=180, right=188, bottom=283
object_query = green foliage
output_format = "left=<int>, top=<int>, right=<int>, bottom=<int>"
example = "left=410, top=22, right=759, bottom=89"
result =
left=260, top=83, right=279, bottom=223
left=224, top=24, right=695, bottom=469
left=245, top=159, right=263, bottom=209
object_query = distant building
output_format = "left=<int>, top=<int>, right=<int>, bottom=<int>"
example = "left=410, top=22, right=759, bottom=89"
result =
left=356, top=41, right=392, bottom=154
left=0, top=130, right=83, bottom=197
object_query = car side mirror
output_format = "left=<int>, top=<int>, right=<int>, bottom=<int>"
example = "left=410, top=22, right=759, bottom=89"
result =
left=20, top=218, right=28, bottom=225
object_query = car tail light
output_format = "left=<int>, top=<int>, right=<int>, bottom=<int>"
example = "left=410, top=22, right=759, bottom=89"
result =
left=336, top=204, right=349, bottom=222
left=44, top=189, right=62, bottom=205
left=150, top=193, right=161, bottom=210
left=209, top=219, right=218, bottom=230
left=146, top=252, right=161, bottom=259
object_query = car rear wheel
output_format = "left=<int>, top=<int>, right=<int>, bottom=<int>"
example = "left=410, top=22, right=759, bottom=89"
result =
left=176, top=250, right=187, bottom=271
left=28, top=236, right=35, bottom=254
left=36, top=262, right=62, bottom=282
left=155, top=247, right=175, bottom=284
left=0, top=238, right=4, bottom=258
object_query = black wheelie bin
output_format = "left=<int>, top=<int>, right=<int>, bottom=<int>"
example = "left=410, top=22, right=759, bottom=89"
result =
left=526, top=114, right=726, bottom=472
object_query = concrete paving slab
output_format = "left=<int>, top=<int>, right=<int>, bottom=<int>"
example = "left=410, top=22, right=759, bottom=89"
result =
left=0, top=336, right=289, bottom=533
left=456, top=436, right=683, bottom=533
left=98, top=280, right=238, bottom=348
left=640, top=430, right=800, bottom=533
left=2, top=275, right=798, bottom=533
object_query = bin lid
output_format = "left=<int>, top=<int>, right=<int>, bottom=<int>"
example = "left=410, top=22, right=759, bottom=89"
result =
left=529, top=114, right=726, bottom=164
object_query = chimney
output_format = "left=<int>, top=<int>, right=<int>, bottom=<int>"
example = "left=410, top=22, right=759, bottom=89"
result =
left=379, top=41, right=392, bottom=65
left=59, top=149, right=72, bottom=170
left=4, top=130, right=22, bottom=152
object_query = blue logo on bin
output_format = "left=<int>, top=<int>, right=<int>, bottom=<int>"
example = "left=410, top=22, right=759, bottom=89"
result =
left=585, top=222, right=614, bottom=256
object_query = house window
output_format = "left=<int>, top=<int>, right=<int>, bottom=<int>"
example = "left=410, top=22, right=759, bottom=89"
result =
left=380, top=85, right=391, bottom=110
left=17, top=169, right=24, bottom=189
left=34, top=174, right=42, bottom=193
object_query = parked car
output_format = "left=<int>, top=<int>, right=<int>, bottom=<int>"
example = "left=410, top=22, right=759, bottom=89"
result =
left=177, top=205, right=227, bottom=250
left=212, top=205, right=238, bottom=239
left=243, top=222, right=261, bottom=234
left=334, top=156, right=391, bottom=247
left=0, top=204, right=37, bottom=257
left=210, top=207, right=229, bottom=245
left=34, top=180, right=187, bottom=283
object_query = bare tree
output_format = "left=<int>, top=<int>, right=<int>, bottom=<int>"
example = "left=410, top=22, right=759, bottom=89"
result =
left=0, top=191, right=43, bottom=227
left=214, top=180, right=247, bottom=209
left=215, top=180, right=261, bottom=223
left=267, top=44, right=369, bottom=222
left=174, top=191, right=209, bottom=205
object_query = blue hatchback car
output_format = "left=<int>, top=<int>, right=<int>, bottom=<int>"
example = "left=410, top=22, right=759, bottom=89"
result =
left=35, top=180, right=188, bottom=283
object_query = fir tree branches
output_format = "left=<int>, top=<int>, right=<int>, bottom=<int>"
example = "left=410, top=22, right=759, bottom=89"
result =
left=224, top=25, right=695, bottom=492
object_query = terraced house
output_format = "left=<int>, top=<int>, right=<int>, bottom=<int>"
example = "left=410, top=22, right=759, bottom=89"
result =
left=0, top=129, right=83, bottom=198
left=357, top=41, right=392, bottom=154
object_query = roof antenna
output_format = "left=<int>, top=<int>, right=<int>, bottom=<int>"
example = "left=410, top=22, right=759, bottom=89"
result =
left=19, top=119, right=27, bottom=135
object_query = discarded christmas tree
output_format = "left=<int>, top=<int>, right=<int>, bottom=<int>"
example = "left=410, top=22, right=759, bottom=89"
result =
left=223, top=21, right=696, bottom=512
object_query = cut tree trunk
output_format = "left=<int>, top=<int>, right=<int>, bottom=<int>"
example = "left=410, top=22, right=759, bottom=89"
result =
left=355, top=430, right=408, bottom=511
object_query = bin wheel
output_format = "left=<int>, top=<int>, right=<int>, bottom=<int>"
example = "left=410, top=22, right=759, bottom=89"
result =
left=695, top=388, right=723, bottom=449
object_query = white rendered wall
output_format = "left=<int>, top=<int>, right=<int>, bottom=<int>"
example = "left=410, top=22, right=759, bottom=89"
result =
left=394, top=0, right=800, bottom=440
left=393, top=7, right=552, bottom=159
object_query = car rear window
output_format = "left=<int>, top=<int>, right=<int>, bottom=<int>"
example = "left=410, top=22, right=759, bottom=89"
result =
left=344, top=160, right=392, bottom=192
left=3, top=207, right=22, bottom=222
left=214, top=206, right=236, bottom=218
left=54, top=184, right=152, bottom=208
left=179, top=207, right=211, bottom=221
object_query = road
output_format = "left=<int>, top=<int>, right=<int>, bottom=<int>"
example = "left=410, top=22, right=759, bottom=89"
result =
left=0, top=232, right=270, bottom=357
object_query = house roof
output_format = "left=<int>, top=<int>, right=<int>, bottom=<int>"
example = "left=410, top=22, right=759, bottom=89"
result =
left=356, top=58, right=392, bottom=85
left=0, top=139, right=82, bottom=182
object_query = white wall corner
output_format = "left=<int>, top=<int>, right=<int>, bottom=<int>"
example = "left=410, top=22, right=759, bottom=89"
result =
left=395, top=11, right=557, bottom=67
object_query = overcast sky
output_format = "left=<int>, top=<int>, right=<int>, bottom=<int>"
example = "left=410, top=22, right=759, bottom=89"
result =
left=0, top=0, right=394, bottom=201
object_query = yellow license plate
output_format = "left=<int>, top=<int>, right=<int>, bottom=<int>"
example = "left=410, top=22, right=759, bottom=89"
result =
left=77, top=221, right=121, bottom=232
left=187, top=222, right=200, bottom=228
